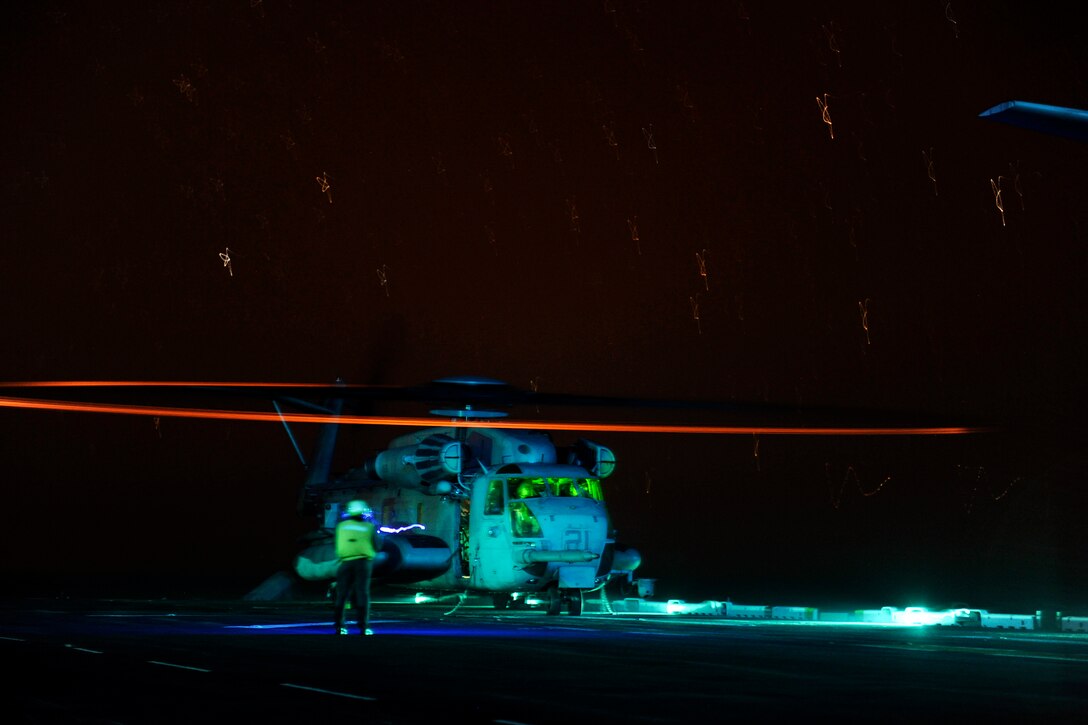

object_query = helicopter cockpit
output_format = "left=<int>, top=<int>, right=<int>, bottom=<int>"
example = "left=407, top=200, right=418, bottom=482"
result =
left=507, top=475, right=605, bottom=501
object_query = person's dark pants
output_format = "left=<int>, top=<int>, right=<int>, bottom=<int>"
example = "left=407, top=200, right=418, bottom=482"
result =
left=334, top=557, right=374, bottom=633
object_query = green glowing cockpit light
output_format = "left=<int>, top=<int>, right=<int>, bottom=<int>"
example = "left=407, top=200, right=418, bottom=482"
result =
left=509, top=501, right=543, bottom=537
left=506, top=476, right=604, bottom=501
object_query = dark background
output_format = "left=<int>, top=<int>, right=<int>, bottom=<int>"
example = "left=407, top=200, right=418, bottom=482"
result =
left=2, top=1, right=1085, bottom=612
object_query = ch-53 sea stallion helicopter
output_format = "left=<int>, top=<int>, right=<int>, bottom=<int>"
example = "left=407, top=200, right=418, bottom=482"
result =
left=283, top=376, right=642, bottom=616
left=0, top=376, right=987, bottom=615
left=0, top=376, right=663, bottom=615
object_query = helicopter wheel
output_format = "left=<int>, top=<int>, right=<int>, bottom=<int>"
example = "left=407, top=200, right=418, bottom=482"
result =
left=545, top=585, right=562, bottom=616
left=567, top=589, right=583, bottom=616
left=491, top=593, right=511, bottom=610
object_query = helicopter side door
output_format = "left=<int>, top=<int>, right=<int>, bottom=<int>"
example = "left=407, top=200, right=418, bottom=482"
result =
left=469, top=477, right=519, bottom=591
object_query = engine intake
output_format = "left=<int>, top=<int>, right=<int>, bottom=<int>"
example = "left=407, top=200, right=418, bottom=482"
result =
left=362, top=434, right=465, bottom=486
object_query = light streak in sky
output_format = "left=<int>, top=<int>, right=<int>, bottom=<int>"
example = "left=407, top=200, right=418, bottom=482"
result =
left=822, top=23, right=842, bottom=68
left=858, top=298, right=871, bottom=345
left=990, top=177, right=1006, bottom=226
left=315, top=171, right=332, bottom=203
left=817, top=93, right=834, bottom=139
left=496, top=133, right=515, bottom=168
left=219, top=247, right=233, bottom=277
left=923, top=148, right=937, bottom=195
left=945, top=2, right=959, bottom=39
left=696, top=249, right=709, bottom=291
left=628, top=216, right=640, bottom=254
left=0, top=391, right=993, bottom=436
left=828, top=463, right=892, bottom=508
left=956, top=464, right=1020, bottom=514
left=689, top=294, right=702, bottom=335
left=642, top=123, right=658, bottom=164
left=602, top=121, right=619, bottom=160
left=529, top=377, right=541, bottom=413
left=173, top=74, right=195, bottom=102
left=376, top=264, right=390, bottom=297
left=676, top=83, right=697, bottom=123
left=847, top=209, right=860, bottom=255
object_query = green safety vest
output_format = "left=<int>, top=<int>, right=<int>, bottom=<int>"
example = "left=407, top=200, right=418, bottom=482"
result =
left=336, top=518, right=378, bottom=560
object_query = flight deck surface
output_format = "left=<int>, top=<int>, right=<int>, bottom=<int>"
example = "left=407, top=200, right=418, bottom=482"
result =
left=4, top=590, right=1086, bottom=723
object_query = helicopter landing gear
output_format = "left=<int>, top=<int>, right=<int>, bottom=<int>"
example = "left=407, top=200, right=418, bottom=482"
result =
left=544, top=586, right=583, bottom=616
left=545, top=585, right=562, bottom=616
left=568, top=589, right=583, bottom=616
left=492, top=593, right=512, bottom=610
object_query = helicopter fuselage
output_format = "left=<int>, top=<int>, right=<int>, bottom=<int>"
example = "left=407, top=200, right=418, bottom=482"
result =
left=291, top=425, right=640, bottom=613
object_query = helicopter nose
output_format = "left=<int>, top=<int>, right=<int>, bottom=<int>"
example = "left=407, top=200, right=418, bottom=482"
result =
left=533, top=497, right=605, bottom=518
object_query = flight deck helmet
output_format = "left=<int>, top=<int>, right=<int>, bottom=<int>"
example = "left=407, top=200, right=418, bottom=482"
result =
left=344, top=499, right=372, bottom=519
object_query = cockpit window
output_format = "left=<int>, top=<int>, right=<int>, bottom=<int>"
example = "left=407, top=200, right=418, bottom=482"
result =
left=509, top=501, right=542, bottom=538
left=484, top=479, right=505, bottom=515
left=506, top=476, right=604, bottom=501
left=579, top=477, right=604, bottom=501
left=552, top=478, right=580, bottom=497
left=552, top=477, right=604, bottom=501
left=509, top=477, right=544, bottom=500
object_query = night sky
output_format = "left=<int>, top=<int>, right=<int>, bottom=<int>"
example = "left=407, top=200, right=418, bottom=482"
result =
left=2, top=2, right=1086, bottom=612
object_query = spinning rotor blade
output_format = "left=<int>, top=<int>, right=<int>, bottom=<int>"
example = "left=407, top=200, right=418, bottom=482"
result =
left=0, top=378, right=995, bottom=436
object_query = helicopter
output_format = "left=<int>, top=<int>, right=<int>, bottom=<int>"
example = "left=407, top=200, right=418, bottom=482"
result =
left=279, top=376, right=642, bottom=616
left=0, top=376, right=989, bottom=614
left=250, top=374, right=986, bottom=614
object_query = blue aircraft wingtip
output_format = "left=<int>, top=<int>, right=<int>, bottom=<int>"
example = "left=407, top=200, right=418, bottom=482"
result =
left=978, top=99, right=1088, bottom=142
left=978, top=100, right=1017, bottom=118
